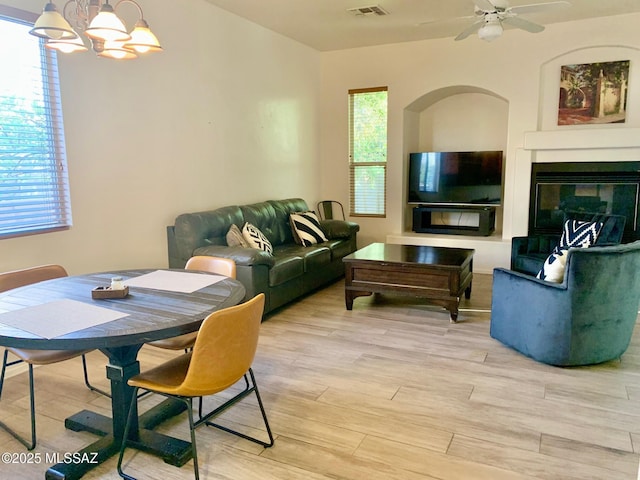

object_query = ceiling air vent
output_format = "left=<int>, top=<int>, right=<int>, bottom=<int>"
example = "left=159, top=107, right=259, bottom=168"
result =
left=347, top=5, right=389, bottom=16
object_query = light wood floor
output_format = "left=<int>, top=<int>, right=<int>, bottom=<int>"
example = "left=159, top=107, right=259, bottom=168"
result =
left=2, top=273, right=640, bottom=479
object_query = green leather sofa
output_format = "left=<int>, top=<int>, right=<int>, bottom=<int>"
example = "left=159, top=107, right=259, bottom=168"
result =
left=167, top=198, right=359, bottom=313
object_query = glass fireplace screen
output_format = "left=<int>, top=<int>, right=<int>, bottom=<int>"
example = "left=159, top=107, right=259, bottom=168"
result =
left=534, top=182, right=639, bottom=232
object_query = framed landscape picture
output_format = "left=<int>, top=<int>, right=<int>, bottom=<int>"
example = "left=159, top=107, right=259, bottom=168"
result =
left=558, top=60, right=630, bottom=125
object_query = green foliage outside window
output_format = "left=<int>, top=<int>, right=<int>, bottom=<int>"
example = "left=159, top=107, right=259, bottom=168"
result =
left=349, top=88, right=387, bottom=217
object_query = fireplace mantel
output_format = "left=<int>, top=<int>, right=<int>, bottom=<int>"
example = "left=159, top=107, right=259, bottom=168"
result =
left=523, top=127, right=640, bottom=151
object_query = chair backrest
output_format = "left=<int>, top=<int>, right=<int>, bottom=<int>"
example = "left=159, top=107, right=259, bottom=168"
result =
left=185, top=256, right=236, bottom=279
left=316, top=200, right=345, bottom=221
left=0, top=264, right=68, bottom=293
left=178, top=293, right=265, bottom=397
left=563, top=211, right=626, bottom=245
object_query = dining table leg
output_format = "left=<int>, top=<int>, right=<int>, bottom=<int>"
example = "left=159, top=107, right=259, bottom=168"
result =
left=45, top=345, right=192, bottom=480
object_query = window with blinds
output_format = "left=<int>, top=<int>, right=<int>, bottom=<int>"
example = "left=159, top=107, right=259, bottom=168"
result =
left=0, top=6, right=72, bottom=239
left=348, top=86, right=387, bottom=217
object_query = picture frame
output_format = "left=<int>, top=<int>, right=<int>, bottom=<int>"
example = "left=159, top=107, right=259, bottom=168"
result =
left=558, top=60, right=630, bottom=125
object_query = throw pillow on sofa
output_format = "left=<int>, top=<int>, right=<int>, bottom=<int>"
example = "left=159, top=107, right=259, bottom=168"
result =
left=242, top=222, right=273, bottom=254
left=290, top=211, right=328, bottom=246
left=226, top=224, right=249, bottom=248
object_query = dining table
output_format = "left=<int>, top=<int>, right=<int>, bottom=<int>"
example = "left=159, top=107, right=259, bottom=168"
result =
left=0, top=268, right=246, bottom=480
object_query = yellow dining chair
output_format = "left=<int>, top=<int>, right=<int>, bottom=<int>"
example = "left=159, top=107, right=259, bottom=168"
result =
left=0, top=265, right=103, bottom=450
left=147, top=256, right=237, bottom=351
left=117, top=293, right=273, bottom=480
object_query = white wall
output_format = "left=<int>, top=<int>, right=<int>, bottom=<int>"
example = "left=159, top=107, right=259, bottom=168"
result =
left=2, top=0, right=321, bottom=274
left=319, top=13, right=640, bottom=259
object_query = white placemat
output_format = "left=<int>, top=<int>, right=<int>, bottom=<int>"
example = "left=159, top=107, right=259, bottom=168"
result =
left=123, top=270, right=225, bottom=293
left=0, top=299, right=129, bottom=339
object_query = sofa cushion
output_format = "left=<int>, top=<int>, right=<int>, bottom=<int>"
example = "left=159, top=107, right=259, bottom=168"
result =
left=274, top=244, right=331, bottom=272
left=323, top=238, right=353, bottom=261
left=267, top=198, right=310, bottom=245
left=268, top=254, right=304, bottom=287
left=290, top=211, right=328, bottom=246
left=174, top=205, right=244, bottom=260
left=242, top=222, right=273, bottom=254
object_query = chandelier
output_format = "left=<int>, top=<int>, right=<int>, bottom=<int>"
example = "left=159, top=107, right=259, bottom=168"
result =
left=29, top=0, right=162, bottom=60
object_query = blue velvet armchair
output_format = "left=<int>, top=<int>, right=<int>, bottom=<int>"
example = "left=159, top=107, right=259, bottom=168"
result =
left=491, top=241, right=640, bottom=366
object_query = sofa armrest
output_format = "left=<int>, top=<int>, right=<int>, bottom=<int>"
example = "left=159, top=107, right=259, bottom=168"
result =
left=193, top=245, right=275, bottom=268
left=320, top=219, right=360, bottom=239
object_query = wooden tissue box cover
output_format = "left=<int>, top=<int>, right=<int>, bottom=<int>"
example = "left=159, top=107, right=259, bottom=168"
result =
left=91, top=286, right=129, bottom=299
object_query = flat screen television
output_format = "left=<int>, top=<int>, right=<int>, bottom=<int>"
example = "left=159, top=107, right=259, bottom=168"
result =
left=407, top=150, right=503, bottom=206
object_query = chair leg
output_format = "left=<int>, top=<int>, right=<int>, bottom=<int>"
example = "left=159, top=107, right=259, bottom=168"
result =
left=0, top=349, right=8, bottom=400
left=117, top=387, right=139, bottom=480
left=186, top=398, right=200, bottom=480
left=81, top=354, right=111, bottom=398
left=0, top=350, right=26, bottom=401
left=0, top=363, right=36, bottom=450
left=198, top=368, right=274, bottom=448
left=118, top=390, right=200, bottom=480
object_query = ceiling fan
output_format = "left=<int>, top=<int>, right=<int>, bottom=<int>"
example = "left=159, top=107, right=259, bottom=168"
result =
left=454, top=0, right=571, bottom=42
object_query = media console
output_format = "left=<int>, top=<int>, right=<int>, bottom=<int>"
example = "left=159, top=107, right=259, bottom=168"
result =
left=412, top=205, right=496, bottom=236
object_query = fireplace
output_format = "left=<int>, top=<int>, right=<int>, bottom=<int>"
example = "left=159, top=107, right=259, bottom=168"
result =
left=529, top=161, right=640, bottom=242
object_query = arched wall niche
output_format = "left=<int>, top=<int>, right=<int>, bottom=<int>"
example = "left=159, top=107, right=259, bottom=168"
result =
left=402, top=85, right=509, bottom=233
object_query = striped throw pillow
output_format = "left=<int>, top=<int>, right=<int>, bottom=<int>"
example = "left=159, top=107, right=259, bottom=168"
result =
left=290, top=211, right=328, bottom=246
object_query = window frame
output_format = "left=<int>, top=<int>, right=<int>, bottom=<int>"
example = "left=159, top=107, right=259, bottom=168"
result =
left=348, top=86, right=388, bottom=218
left=0, top=5, right=72, bottom=240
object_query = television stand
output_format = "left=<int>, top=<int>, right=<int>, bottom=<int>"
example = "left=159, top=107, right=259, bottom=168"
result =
left=412, top=205, right=496, bottom=236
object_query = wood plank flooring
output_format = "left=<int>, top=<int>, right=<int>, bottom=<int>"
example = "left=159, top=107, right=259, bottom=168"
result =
left=1, top=273, right=639, bottom=479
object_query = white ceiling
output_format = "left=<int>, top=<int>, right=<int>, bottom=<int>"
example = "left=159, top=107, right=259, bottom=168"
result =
left=203, top=0, right=640, bottom=51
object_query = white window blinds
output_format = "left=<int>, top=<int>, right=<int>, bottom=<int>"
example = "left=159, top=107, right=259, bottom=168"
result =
left=348, top=87, right=387, bottom=217
left=0, top=6, right=72, bottom=238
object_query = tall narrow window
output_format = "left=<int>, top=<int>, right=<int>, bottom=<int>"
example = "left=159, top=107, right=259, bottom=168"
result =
left=348, top=87, right=387, bottom=217
left=0, top=6, right=72, bottom=238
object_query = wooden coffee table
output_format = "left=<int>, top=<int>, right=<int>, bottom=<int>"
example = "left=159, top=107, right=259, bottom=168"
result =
left=343, top=243, right=474, bottom=322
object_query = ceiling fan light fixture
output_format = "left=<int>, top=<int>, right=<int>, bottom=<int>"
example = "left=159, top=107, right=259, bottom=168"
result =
left=478, top=19, right=503, bottom=41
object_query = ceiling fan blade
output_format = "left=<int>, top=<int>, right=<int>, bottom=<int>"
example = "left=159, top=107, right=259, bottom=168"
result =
left=510, top=1, right=571, bottom=16
left=416, top=15, right=476, bottom=27
left=473, top=0, right=497, bottom=12
left=502, top=15, right=545, bottom=33
left=455, top=21, right=483, bottom=41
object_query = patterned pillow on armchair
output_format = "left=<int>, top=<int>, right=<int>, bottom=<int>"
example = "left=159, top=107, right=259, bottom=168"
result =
left=558, top=220, right=603, bottom=250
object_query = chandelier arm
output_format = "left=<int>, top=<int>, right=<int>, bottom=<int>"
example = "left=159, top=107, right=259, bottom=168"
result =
left=115, top=0, right=144, bottom=20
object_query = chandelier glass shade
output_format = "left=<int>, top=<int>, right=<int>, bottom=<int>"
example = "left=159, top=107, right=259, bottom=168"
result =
left=29, top=1, right=162, bottom=60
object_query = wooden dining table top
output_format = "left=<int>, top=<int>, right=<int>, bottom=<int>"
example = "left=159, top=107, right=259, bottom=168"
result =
left=0, top=268, right=246, bottom=351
